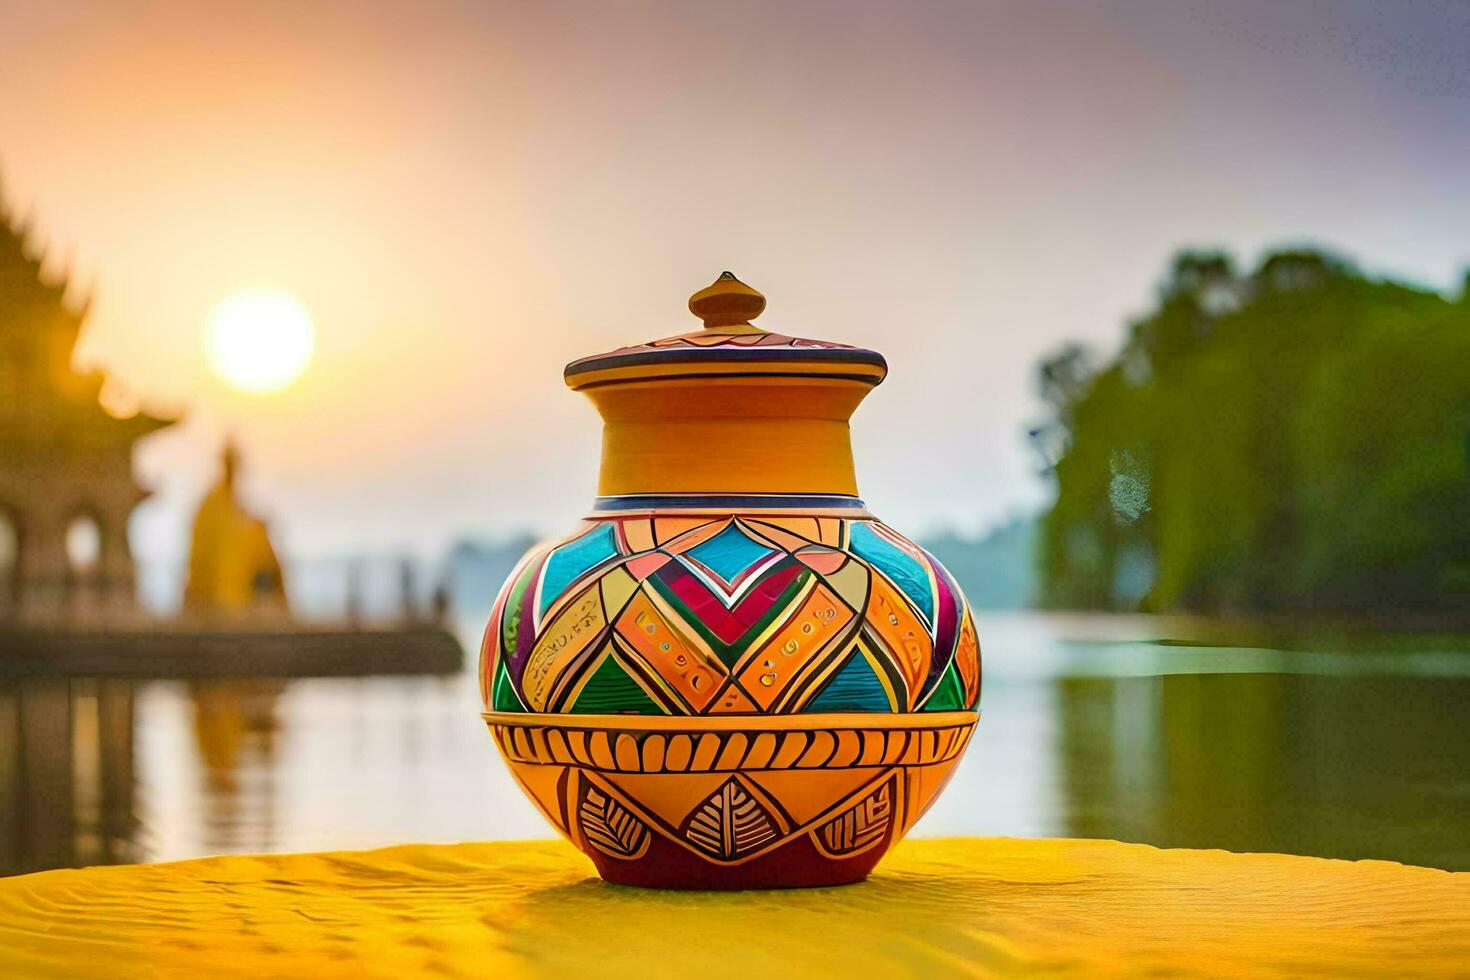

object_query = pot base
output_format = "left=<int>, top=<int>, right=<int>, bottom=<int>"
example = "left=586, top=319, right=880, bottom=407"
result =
left=592, top=831, right=883, bottom=890
left=486, top=711, right=977, bottom=890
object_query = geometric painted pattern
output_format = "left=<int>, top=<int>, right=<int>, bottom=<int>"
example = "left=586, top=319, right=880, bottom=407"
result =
left=481, top=274, right=981, bottom=886
left=491, top=716, right=976, bottom=775
left=818, top=781, right=892, bottom=858
left=485, top=711, right=977, bottom=887
left=480, top=514, right=981, bottom=717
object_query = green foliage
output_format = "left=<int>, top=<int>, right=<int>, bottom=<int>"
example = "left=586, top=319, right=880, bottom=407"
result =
left=1037, top=248, right=1470, bottom=614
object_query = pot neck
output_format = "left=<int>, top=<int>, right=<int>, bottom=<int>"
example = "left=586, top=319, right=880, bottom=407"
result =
left=582, top=377, right=872, bottom=498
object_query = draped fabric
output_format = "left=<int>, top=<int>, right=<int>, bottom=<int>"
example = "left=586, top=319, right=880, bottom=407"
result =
left=1, top=838, right=1465, bottom=978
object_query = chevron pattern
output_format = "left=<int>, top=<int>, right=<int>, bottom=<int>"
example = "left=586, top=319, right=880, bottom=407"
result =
left=482, top=514, right=980, bottom=716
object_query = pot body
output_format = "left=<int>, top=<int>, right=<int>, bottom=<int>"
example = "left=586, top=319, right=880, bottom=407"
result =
left=480, top=503, right=980, bottom=888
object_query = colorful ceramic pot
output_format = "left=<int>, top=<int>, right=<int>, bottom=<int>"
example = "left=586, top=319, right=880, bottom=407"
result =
left=480, top=273, right=981, bottom=888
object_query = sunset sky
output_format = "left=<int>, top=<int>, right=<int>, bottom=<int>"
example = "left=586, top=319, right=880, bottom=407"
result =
left=1, top=0, right=1467, bottom=577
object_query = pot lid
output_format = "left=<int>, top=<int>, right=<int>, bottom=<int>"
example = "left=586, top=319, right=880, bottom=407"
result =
left=563, top=272, right=888, bottom=391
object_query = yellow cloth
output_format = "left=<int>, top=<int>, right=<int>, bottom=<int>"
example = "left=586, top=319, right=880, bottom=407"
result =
left=0, top=838, right=1465, bottom=978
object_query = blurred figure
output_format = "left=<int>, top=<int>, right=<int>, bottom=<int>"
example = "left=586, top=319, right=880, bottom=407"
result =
left=184, top=442, right=287, bottom=621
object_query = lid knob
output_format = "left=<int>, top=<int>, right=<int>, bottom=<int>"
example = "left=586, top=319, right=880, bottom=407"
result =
left=689, top=271, right=766, bottom=330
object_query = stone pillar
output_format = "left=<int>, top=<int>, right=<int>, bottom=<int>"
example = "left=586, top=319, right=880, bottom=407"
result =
left=18, top=502, right=67, bottom=623
left=99, top=507, right=137, bottom=622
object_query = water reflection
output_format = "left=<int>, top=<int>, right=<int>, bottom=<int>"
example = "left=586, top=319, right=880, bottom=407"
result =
left=1057, top=672, right=1470, bottom=866
left=2, top=613, right=1467, bottom=877
left=189, top=680, right=284, bottom=855
left=0, top=678, right=137, bottom=874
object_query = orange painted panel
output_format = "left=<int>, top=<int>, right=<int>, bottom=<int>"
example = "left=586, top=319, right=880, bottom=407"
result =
left=653, top=516, right=717, bottom=546
left=615, top=589, right=726, bottom=712
left=708, top=682, right=760, bottom=714
left=865, top=574, right=932, bottom=706
left=619, top=518, right=655, bottom=553
left=955, top=609, right=980, bottom=705
left=736, top=583, right=853, bottom=711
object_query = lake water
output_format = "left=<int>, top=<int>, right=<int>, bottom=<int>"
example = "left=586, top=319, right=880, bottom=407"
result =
left=3, top=611, right=1468, bottom=876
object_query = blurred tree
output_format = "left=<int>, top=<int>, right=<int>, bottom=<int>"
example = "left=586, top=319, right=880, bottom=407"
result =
left=1039, top=248, right=1470, bottom=614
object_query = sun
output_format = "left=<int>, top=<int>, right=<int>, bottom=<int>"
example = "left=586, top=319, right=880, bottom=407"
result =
left=205, top=288, right=316, bottom=394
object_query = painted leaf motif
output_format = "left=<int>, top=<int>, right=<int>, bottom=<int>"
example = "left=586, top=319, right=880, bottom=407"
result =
left=579, top=786, right=648, bottom=859
left=682, top=778, right=780, bottom=860
left=820, top=782, right=891, bottom=856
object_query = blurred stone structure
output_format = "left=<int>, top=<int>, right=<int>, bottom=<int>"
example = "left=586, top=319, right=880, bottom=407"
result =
left=0, top=203, right=173, bottom=623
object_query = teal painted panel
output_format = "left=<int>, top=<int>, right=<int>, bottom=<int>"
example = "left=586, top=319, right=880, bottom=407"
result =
left=684, top=523, right=776, bottom=583
left=849, top=522, right=934, bottom=625
left=806, top=648, right=893, bottom=712
left=538, top=524, right=619, bottom=619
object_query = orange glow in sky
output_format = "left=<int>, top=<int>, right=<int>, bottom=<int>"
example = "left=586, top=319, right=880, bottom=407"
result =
left=0, top=1, right=1466, bottom=569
